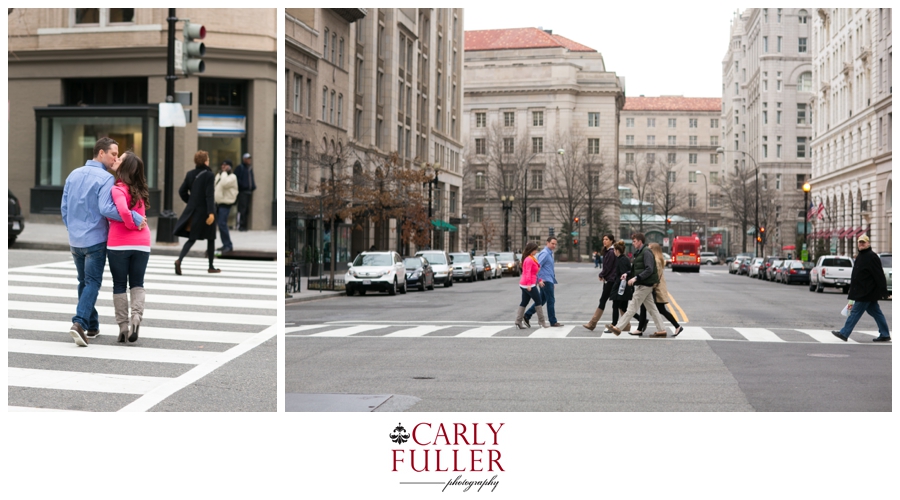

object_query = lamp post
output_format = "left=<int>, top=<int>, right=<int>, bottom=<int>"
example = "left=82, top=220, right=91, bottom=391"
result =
left=462, top=213, right=469, bottom=254
left=716, top=147, right=759, bottom=256
left=501, top=195, right=514, bottom=252
left=423, top=163, right=440, bottom=249
left=802, top=182, right=811, bottom=261
left=695, top=170, right=709, bottom=252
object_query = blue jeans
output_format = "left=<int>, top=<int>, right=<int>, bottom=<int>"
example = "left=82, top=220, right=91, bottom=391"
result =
left=107, top=249, right=150, bottom=294
left=525, top=282, right=557, bottom=324
left=71, top=242, right=107, bottom=331
left=217, top=204, right=233, bottom=250
left=840, top=300, right=891, bottom=338
left=519, top=286, right=541, bottom=308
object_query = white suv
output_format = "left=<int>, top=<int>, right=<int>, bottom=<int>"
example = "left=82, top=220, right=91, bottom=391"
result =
left=415, top=250, right=453, bottom=287
left=345, top=251, right=407, bottom=296
left=699, top=252, right=719, bottom=265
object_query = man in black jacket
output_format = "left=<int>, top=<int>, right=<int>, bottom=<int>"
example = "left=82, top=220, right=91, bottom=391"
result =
left=234, top=152, right=256, bottom=231
left=832, top=234, right=891, bottom=342
left=606, top=232, right=666, bottom=336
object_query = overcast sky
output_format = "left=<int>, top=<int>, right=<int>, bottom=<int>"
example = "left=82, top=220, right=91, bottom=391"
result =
left=462, top=4, right=743, bottom=98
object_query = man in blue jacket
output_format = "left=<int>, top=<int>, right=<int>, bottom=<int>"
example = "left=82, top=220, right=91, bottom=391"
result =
left=524, top=237, right=562, bottom=327
left=61, top=137, right=145, bottom=346
left=233, top=152, right=256, bottom=231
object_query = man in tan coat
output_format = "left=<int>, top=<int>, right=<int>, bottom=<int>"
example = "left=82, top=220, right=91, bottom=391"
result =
left=214, top=159, right=239, bottom=253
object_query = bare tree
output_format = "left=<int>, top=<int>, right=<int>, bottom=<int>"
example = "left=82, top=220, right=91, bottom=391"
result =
left=479, top=218, right=498, bottom=253
left=545, top=132, right=596, bottom=260
left=620, top=153, right=658, bottom=233
left=717, top=164, right=755, bottom=253
left=577, top=145, right=616, bottom=254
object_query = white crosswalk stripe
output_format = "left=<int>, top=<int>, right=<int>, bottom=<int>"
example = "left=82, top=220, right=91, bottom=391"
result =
left=286, top=322, right=890, bottom=345
left=7, top=255, right=278, bottom=412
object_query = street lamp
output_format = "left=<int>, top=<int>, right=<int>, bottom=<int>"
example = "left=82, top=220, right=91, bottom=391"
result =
left=695, top=170, right=709, bottom=252
left=462, top=213, right=469, bottom=254
left=716, top=147, right=760, bottom=257
left=501, top=195, right=514, bottom=252
left=422, top=163, right=441, bottom=249
left=802, top=182, right=811, bottom=261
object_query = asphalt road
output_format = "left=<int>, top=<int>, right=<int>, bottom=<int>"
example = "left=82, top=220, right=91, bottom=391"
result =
left=286, top=262, right=891, bottom=412
left=7, top=249, right=278, bottom=412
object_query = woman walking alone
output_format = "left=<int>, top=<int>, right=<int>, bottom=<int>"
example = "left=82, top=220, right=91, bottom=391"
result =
left=633, top=243, right=683, bottom=337
left=174, top=150, right=220, bottom=274
left=515, top=241, right=550, bottom=329
left=107, top=151, right=151, bottom=343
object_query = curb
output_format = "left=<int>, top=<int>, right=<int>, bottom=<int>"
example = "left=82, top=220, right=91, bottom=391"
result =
left=286, top=291, right=345, bottom=304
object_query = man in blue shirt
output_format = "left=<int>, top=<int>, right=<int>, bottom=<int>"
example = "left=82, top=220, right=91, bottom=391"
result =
left=524, top=237, right=562, bottom=327
left=61, top=137, right=145, bottom=346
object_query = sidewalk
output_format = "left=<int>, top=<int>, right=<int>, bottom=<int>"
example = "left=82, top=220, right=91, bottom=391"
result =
left=13, top=221, right=276, bottom=259
left=285, top=276, right=345, bottom=304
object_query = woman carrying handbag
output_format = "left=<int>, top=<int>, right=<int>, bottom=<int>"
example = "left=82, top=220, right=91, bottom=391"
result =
left=515, top=241, right=550, bottom=329
left=173, top=150, right=220, bottom=274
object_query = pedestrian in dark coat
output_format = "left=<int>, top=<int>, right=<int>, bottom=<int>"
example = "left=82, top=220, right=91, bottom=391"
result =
left=607, top=241, right=634, bottom=333
left=582, top=234, right=617, bottom=331
left=832, top=234, right=891, bottom=341
left=174, top=150, right=220, bottom=274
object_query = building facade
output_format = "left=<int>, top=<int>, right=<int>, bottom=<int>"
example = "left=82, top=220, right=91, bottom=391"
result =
left=8, top=8, right=278, bottom=229
left=722, top=8, right=814, bottom=257
left=808, top=8, right=892, bottom=256
left=285, top=8, right=465, bottom=274
left=618, top=96, right=725, bottom=254
left=463, top=28, right=625, bottom=258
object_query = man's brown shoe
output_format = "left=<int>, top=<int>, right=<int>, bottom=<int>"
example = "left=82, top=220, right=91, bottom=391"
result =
left=69, top=323, right=88, bottom=347
left=551, top=323, right=564, bottom=327
left=651, top=331, right=667, bottom=337
left=605, top=324, right=621, bottom=336
left=85, top=328, right=101, bottom=339
left=208, top=268, right=222, bottom=274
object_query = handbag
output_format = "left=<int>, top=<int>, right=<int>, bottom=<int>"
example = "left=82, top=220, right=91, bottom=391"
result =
left=611, top=278, right=633, bottom=301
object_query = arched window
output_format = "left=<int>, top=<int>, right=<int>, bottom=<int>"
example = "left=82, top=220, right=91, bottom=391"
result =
left=798, top=72, right=812, bottom=92
left=798, top=9, right=808, bottom=24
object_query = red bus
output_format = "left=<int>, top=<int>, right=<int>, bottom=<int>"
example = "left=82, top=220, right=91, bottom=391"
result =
left=671, top=235, right=701, bottom=272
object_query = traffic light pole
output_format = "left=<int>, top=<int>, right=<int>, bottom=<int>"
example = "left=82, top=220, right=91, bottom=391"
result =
left=156, top=8, right=179, bottom=244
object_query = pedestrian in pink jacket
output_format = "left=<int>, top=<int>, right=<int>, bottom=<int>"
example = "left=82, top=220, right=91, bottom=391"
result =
left=107, top=151, right=150, bottom=343
left=515, top=241, right=549, bottom=328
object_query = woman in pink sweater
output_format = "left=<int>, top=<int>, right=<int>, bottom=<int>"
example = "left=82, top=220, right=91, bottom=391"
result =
left=107, top=151, right=151, bottom=343
left=515, top=241, right=549, bottom=328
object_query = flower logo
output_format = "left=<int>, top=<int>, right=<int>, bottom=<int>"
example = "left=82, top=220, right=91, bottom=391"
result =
left=389, top=423, right=411, bottom=444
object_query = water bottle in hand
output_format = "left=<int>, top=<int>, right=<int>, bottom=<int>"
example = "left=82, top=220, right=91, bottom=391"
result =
left=618, top=279, right=627, bottom=295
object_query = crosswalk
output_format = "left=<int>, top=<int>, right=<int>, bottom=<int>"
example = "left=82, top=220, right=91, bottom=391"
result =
left=286, top=321, right=890, bottom=345
left=7, top=255, right=278, bottom=412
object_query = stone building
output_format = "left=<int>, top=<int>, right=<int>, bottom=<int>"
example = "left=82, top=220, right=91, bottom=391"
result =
left=722, top=8, right=813, bottom=257
left=8, top=8, right=277, bottom=229
left=618, top=96, right=725, bottom=254
left=462, top=28, right=625, bottom=258
left=285, top=8, right=465, bottom=273
left=808, top=8, right=892, bottom=256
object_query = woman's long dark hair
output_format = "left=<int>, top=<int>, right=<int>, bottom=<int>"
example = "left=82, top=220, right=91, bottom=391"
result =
left=114, top=151, right=150, bottom=210
left=523, top=241, right=540, bottom=258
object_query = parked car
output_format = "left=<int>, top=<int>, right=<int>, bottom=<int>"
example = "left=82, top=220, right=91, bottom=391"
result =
left=345, top=251, right=407, bottom=296
left=748, top=257, right=765, bottom=278
left=449, top=252, right=477, bottom=283
left=779, top=260, right=813, bottom=285
left=759, top=256, right=781, bottom=280
left=662, top=252, right=672, bottom=268
left=402, top=256, right=435, bottom=291
left=772, top=260, right=791, bottom=283
left=484, top=255, right=502, bottom=279
left=765, top=259, right=784, bottom=281
left=809, top=255, right=854, bottom=293
left=699, top=251, right=719, bottom=265
left=738, top=258, right=753, bottom=275
left=8, top=190, right=24, bottom=247
left=880, top=253, right=892, bottom=298
left=415, top=250, right=452, bottom=288
left=474, top=255, right=490, bottom=281
left=492, top=251, right=521, bottom=276
left=729, top=256, right=750, bottom=274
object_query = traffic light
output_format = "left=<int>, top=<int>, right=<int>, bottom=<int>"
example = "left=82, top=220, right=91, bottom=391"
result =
left=666, top=218, right=672, bottom=225
left=182, top=20, right=206, bottom=75
left=759, top=226, right=765, bottom=233
left=573, top=239, right=579, bottom=246
left=573, top=217, right=580, bottom=225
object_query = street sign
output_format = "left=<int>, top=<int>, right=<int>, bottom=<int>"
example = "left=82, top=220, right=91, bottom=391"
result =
left=571, top=231, right=578, bottom=236
left=174, top=39, right=183, bottom=73
left=663, top=238, right=669, bottom=246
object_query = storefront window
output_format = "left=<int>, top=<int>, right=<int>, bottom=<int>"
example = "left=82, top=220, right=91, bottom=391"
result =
left=38, top=115, right=155, bottom=187
left=198, top=136, right=245, bottom=172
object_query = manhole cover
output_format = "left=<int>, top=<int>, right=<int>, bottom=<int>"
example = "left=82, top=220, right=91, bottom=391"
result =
left=808, top=353, right=849, bottom=358
left=412, top=376, right=435, bottom=380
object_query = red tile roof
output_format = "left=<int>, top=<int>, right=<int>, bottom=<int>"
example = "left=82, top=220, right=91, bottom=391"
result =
left=465, top=27, right=596, bottom=53
left=624, top=96, right=722, bottom=112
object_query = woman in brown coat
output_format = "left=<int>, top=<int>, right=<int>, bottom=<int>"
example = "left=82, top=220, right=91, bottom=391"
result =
left=173, top=150, right=220, bottom=274
left=635, top=243, right=683, bottom=337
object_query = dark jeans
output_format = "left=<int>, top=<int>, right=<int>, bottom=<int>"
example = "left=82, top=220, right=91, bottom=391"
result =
left=525, top=282, right=557, bottom=323
left=236, top=191, right=251, bottom=230
left=216, top=204, right=233, bottom=250
left=598, top=280, right=614, bottom=310
left=519, top=286, right=542, bottom=308
left=840, top=300, right=891, bottom=338
left=107, top=249, right=150, bottom=294
left=70, top=242, right=107, bottom=331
